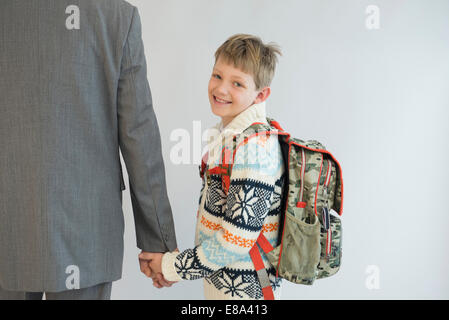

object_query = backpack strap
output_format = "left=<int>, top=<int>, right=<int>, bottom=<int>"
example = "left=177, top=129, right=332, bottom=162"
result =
left=249, top=233, right=275, bottom=300
left=199, top=136, right=233, bottom=192
left=199, top=152, right=209, bottom=179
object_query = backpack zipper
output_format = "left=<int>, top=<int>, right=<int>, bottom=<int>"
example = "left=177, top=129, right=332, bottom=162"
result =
left=322, top=160, right=332, bottom=255
left=299, top=149, right=306, bottom=202
left=296, top=148, right=307, bottom=209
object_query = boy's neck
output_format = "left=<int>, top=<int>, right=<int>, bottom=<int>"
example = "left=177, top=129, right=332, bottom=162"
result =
left=221, top=117, right=233, bottom=129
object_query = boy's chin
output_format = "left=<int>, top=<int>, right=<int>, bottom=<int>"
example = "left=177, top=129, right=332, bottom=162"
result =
left=210, top=105, right=231, bottom=118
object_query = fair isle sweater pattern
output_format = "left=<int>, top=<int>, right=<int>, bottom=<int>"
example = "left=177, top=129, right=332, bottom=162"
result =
left=161, top=103, right=285, bottom=299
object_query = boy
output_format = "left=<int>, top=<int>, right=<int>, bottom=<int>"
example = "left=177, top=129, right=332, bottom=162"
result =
left=142, top=34, right=284, bottom=300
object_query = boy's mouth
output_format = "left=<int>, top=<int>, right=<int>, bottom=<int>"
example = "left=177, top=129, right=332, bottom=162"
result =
left=213, top=95, right=232, bottom=105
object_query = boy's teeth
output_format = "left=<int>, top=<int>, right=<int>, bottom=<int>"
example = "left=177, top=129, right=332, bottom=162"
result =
left=216, top=97, right=230, bottom=103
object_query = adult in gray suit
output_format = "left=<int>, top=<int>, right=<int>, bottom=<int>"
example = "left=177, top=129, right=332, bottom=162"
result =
left=0, top=0, right=177, bottom=299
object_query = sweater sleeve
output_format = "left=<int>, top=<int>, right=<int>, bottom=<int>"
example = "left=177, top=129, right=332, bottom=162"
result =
left=161, top=134, right=282, bottom=281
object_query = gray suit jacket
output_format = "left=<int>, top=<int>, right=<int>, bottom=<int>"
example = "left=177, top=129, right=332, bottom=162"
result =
left=0, top=0, right=177, bottom=292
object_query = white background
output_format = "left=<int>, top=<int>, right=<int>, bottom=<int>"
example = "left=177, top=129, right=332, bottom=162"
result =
left=112, top=0, right=449, bottom=299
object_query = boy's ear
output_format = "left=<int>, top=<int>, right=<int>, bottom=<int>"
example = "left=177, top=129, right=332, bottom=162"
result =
left=253, top=87, right=271, bottom=104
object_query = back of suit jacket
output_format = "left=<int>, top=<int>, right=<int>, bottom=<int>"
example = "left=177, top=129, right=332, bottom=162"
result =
left=0, top=0, right=177, bottom=292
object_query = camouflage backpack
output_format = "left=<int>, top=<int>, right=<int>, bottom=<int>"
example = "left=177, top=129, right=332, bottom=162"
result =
left=200, top=118, right=344, bottom=300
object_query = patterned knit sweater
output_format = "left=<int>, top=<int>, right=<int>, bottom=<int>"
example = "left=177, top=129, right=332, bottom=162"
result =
left=161, top=102, right=285, bottom=300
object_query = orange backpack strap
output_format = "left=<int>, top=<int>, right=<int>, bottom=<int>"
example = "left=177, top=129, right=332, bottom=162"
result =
left=199, top=152, right=209, bottom=179
left=256, top=232, right=274, bottom=253
left=204, top=136, right=236, bottom=194
left=220, top=146, right=232, bottom=194
left=249, top=232, right=275, bottom=300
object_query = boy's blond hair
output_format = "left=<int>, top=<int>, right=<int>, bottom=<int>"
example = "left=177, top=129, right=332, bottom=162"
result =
left=214, top=34, right=282, bottom=90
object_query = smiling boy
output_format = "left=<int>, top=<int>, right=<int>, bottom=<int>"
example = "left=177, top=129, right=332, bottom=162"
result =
left=208, top=51, right=271, bottom=128
left=141, top=34, right=284, bottom=300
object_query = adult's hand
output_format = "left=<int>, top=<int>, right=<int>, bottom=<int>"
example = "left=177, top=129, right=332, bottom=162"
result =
left=138, top=251, right=154, bottom=278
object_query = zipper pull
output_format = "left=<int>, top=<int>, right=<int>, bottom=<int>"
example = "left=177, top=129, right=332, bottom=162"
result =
left=322, top=206, right=330, bottom=231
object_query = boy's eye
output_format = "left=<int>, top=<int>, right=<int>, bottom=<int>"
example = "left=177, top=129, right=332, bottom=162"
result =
left=213, top=74, right=221, bottom=80
left=234, top=82, right=242, bottom=87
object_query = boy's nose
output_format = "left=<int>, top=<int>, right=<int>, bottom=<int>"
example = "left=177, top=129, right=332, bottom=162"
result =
left=215, top=84, right=229, bottom=96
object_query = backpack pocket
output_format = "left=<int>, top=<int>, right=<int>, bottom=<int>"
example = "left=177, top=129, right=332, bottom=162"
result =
left=276, top=206, right=321, bottom=285
left=317, top=213, right=342, bottom=278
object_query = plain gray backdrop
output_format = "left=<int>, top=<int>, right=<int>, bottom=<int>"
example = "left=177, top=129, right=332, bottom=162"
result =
left=111, top=0, right=449, bottom=299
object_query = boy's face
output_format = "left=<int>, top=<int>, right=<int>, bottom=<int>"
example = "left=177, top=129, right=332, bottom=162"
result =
left=208, top=57, right=270, bottom=127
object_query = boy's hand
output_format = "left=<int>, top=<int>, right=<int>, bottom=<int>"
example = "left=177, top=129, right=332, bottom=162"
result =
left=152, top=272, right=176, bottom=289
left=138, top=251, right=177, bottom=288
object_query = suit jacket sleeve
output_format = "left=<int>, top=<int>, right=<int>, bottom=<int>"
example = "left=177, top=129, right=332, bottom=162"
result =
left=117, top=6, right=177, bottom=253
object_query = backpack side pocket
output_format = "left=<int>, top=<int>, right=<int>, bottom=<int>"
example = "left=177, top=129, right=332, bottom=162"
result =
left=277, top=206, right=321, bottom=285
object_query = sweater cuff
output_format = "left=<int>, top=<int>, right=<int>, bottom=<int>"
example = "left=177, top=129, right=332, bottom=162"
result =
left=161, top=251, right=183, bottom=282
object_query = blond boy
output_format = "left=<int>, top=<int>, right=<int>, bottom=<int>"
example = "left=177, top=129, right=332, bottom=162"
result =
left=141, top=34, right=284, bottom=300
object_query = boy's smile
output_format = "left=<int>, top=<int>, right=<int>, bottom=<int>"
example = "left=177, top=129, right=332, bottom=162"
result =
left=208, top=57, right=270, bottom=127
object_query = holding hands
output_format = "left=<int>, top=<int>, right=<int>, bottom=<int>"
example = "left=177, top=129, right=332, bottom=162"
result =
left=138, top=251, right=177, bottom=288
